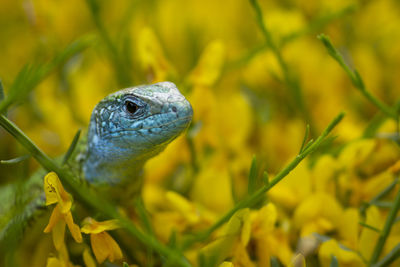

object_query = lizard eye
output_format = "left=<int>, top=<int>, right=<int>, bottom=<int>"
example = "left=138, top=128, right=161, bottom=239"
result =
left=125, top=100, right=139, bottom=114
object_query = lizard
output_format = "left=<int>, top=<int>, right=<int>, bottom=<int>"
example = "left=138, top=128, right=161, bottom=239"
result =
left=0, top=81, right=193, bottom=246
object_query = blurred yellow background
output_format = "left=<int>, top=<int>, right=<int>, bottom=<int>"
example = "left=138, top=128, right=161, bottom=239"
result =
left=1, top=0, right=400, bottom=266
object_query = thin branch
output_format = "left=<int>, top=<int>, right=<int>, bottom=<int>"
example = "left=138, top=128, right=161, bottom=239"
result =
left=183, top=112, right=345, bottom=248
left=0, top=114, right=190, bottom=267
left=318, top=34, right=397, bottom=119
left=369, top=183, right=400, bottom=265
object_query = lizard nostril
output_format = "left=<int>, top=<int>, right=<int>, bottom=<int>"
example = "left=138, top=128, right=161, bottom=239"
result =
left=171, top=106, right=177, bottom=112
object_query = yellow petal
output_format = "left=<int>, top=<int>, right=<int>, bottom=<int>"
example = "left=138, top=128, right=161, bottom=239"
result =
left=253, top=203, right=278, bottom=235
left=65, top=211, right=82, bottom=243
left=389, top=159, right=400, bottom=174
left=43, top=172, right=72, bottom=213
left=81, top=217, right=120, bottom=234
left=83, top=247, right=97, bottom=267
left=359, top=206, right=383, bottom=259
left=58, top=241, right=72, bottom=266
left=136, top=27, right=173, bottom=83
left=44, top=172, right=62, bottom=206
left=52, top=220, right=66, bottom=251
left=46, top=257, right=64, bottom=267
left=241, top=211, right=252, bottom=247
left=312, top=155, right=338, bottom=194
left=188, top=40, right=225, bottom=87
left=44, top=204, right=63, bottom=233
left=337, top=139, right=375, bottom=170
left=293, top=193, right=343, bottom=236
left=338, top=208, right=359, bottom=249
left=91, top=232, right=123, bottom=263
left=166, top=191, right=199, bottom=224
left=91, top=233, right=109, bottom=264
left=102, top=231, right=123, bottom=262
left=319, top=239, right=364, bottom=267
left=233, top=243, right=256, bottom=267
left=219, top=262, right=234, bottom=267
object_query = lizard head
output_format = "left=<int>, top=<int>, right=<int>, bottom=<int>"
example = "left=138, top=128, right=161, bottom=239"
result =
left=84, top=82, right=193, bottom=184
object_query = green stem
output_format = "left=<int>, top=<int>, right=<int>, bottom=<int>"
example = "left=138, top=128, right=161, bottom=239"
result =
left=318, top=34, right=397, bottom=119
left=369, top=184, right=400, bottom=265
left=372, top=243, right=400, bottom=267
left=85, top=0, right=131, bottom=87
left=249, top=0, right=314, bottom=132
left=184, top=112, right=344, bottom=248
left=0, top=114, right=190, bottom=267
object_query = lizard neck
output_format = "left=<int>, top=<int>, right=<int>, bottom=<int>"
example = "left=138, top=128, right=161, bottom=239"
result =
left=82, top=125, right=168, bottom=186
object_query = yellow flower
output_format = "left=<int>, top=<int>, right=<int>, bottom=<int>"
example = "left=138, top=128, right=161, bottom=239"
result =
left=43, top=172, right=82, bottom=250
left=83, top=247, right=97, bottom=267
left=293, top=193, right=343, bottom=237
left=191, top=155, right=234, bottom=212
left=359, top=206, right=383, bottom=260
left=312, top=154, right=338, bottom=195
left=81, top=217, right=122, bottom=264
left=187, top=40, right=225, bottom=87
left=46, top=257, right=74, bottom=267
left=337, top=208, right=359, bottom=250
left=219, top=262, right=234, bottom=267
left=165, top=191, right=200, bottom=224
left=136, top=27, right=174, bottom=83
left=46, top=240, right=76, bottom=267
left=145, top=187, right=216, bottom=242
left=251, top=203, right=293, bottom=266
left=268, top=159, right=312, bottom=210
left=319, top=239, right=364, bottom=267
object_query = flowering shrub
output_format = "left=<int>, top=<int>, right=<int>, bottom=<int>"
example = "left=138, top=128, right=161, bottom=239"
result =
left=0, top=0, right=399, bottom=266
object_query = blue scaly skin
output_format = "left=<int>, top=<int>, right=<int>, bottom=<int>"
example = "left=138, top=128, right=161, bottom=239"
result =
left=0, top=81, right=192, bottom=241
left=84, top=81, right=192, bottom=184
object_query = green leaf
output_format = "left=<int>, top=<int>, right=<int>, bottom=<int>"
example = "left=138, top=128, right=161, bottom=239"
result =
left=270, top=257, right=280, bottom=267
left=330, top=255, right=339, bottom=267
left=302, top=139, right=314, bottom=152
left=167, top=230, right=178, bottom=250
left=360, top=178, right=397, bottom=215
left=358, top=221, right=381, bottom=233
left=0, top=36, right=93, bottom=114
left=230, top=173, right=240, bottom=204
left=318, top=33, right=396, bottom=119
left=248, top=155, right=258, bottom=194
left=62, top=129, right=81, bottom=165
left=197, top=253, right=207, bottom=267
left=135, top=198, right=154, bottom=236
left=1, top=155, right=30, bottom=165
left=353, top=69, right=365, bottom=90
left=370, top=186, right=400, bottom=264
left=373, top=243, right=400, bottom=267
left=317, top=34, right=338, bottom=59
left=299, top=124, right=310, bottom=153
left=0, top=79, right=4, bottom=102
left=363, top=113, right=386, bottom=138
